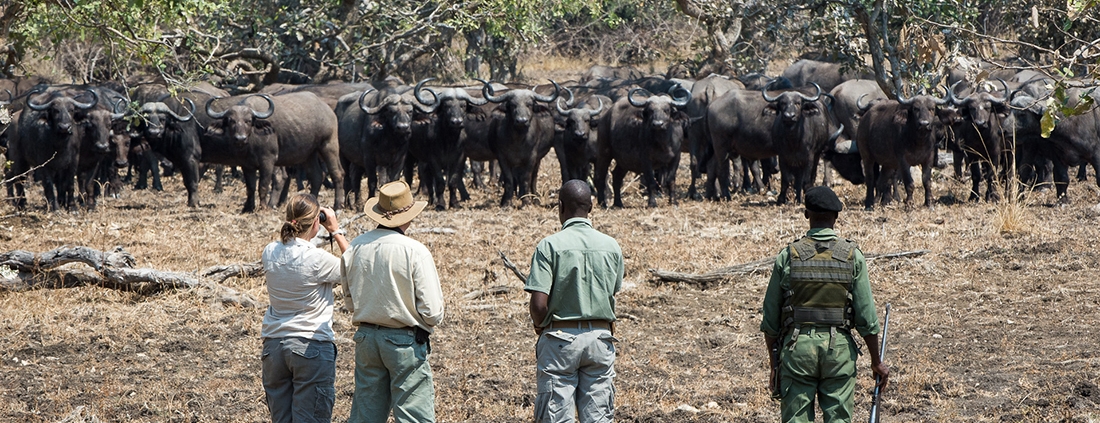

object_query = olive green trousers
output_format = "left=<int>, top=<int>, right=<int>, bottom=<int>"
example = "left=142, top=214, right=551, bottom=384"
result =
left=778, top=327, right=858, bottom=423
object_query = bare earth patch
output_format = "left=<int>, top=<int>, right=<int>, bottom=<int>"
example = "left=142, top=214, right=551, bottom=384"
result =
left=1, top=155, right=1099, bottom=422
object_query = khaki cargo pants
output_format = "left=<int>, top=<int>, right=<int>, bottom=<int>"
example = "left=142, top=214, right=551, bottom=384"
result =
left=534, top=327, right=617, bottom=423
left=778, top=327, right=858, bottom=423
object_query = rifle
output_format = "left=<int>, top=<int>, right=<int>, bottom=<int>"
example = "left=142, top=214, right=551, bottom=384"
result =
left=869, top=303, right=891, bottom=423
left=769, top=339, right=781, bottom=399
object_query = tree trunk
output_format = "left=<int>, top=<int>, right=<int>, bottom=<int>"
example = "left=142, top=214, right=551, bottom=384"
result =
left=675, top=0, right=735, bottom=62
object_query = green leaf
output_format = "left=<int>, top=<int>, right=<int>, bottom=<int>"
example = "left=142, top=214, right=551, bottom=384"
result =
left=1040, top=107, right=1058, bottom=138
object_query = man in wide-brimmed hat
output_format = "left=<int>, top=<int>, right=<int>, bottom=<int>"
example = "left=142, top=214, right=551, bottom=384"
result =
left=761, top=186, right=889, bottom=423
left=341, top=180, right=445, bottom=423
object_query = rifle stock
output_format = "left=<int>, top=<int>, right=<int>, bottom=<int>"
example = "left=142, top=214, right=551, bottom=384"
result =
left=869, top=303, right=891, bottom=423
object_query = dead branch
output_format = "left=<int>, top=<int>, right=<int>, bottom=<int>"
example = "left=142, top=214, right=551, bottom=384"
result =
left=498, top=250, right=528, bottom=283
left=462, top=285, right=514, bottom=300
left=648, top=250, right=931, bottom=287
left=0, top=246, right=260, bottom=308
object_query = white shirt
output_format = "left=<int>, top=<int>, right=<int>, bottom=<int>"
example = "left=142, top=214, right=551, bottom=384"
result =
left=341, top=228, right=445, bottom=332
left=261, top=238, right=342, bottom=341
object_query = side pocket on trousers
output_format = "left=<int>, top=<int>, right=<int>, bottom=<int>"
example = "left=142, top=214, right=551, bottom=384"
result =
left=314, top=386, right=335, bottom=420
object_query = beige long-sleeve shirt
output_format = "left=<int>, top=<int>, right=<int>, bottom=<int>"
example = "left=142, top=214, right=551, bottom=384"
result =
left=341, top=228, right=445, bottom=332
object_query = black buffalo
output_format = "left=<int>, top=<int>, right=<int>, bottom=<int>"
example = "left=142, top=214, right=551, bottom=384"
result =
left=857, top=91, right=950, bottom=210
left=409, top=83, right=487, bottom=209
left=762, top=83, right=845, bottom=204
left=781, top=59, right=874, bottom=93
left=706, top=88, right=781, bottom=200
left=594, top=85, right=690, bottom=208
left=337, top=79, right=437, bottom=208
left=948, top=81, right=1011, bottom=202
left=480, top=79, right=561, bottom=207
left=204, top=92, right=345, bottom=212
left=1009, top=87, right=1100, bottom=202
left=552, top=89, right=607, bottom=192
left=7, top=86, right=99, bottom=210
left=686, top=74, right=742, bottom=199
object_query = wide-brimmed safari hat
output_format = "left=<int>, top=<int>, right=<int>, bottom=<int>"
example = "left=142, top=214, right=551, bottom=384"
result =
left=365, top=180, right=428, bottom=227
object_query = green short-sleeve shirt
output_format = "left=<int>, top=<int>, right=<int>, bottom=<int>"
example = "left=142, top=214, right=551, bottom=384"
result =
left=760, top=228, right=880, bottom=338
left=524, top=218, right=624, bottom=327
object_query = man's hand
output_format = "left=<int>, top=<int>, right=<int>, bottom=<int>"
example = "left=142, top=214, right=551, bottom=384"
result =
left=319, top=207, right=339, bottom=233
left=871, top=361, right=890, bottom=391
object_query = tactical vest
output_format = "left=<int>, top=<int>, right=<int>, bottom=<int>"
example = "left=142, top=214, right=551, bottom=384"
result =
left=781, top=236, right=857, bottom=334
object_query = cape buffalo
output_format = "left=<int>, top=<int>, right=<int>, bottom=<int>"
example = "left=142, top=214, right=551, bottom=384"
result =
left=762, top=83, right=845, bottom=204
left=781, top=59, right=874, bottom=93
left=948, top=81, right=1011, bottom=202
left=480, top=79, right=561, bottom=207
left=595, top=84, right=690, bottom=208
left=75, top=87, right=130, bottom=210
left=826, top=79, right=888, bottom=184
left=337, top=79, right=437, bottom=209
left=686, top=74, right=743, bottom=200
left=552, top=89, right=607, bottom=193
left=204, top=92, right=345, bottom=212
left=7, top=86, right=98, bottom=210
left=409, top=83, right=487, bottom=209
left=857, top=91, right=950, bottom=210
left=1009, top=87, right=1100, bottom=202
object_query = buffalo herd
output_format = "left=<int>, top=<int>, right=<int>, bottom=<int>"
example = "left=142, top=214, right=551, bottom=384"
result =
left=1, top=59, right=1097, bottom=213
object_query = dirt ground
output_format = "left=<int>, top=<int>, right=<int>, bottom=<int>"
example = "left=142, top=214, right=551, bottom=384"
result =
left=1, top=151, right=1099, bottom=423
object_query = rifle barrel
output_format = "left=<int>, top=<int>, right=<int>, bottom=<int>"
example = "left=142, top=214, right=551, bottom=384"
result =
left=869, top=303, right=891, bottom=423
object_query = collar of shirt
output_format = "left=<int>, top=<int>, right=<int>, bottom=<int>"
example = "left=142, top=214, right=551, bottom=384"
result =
left=561, top=217, right=592, bottom=230
left=806, top=227, right=838, bottom=241
left=377, top=225, right=405, bottom=235
left=289, top=237, right=317, bottom=248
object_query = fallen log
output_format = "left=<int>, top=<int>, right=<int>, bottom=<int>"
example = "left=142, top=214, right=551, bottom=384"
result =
left=649, top=250, right=931, bottom=288
left=0, top=245, right=261, bottom=308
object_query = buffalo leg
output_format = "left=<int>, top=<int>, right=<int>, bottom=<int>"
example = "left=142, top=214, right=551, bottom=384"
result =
left=611, top=165, right=628, bottom=208
left=594, top=155, right=612, bottom=207
left=179, top=158, right=201, bottom=208
left=240, top=167, right=258, bottom=213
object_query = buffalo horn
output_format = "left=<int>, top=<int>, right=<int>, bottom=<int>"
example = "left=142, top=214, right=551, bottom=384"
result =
left=111, top=97, right=129, bottom=120
left=669, top=83, right=691, bottom=108
left=205, top=97, right=228, bottom=119
left=457, top=88, right=487, bottom=106
left=357, top=88, right=379, bottom=114
left=991, top=78, right=1009, bottom=105
left=829, top=123, right=845, bottom=143
left=796, top=83, right=822, bottom=103
left=628, top=88, right=649, bottom=108
left=589, top=96, right=604, bottom=118
left=761, top=80, right=780, bottom=103
left=412, top=78, right=439, bottom=114
left=170, top=98, right=196, bottom=122
left=26, top=86, right=53, bottom=111
left=249, top=94, right=275, bottom=119
left=933, top=86, right=951, bottom=105
left=72, top=89, right=99, bottom=110
left=856, top=93, right=873, bottom=113
left=949, top=80, right=967, bottom=105
left=532, top=80, right=561, bottom=104
left=555, top=97, right=570, bottom=116
left=477, top=78, right=508, bottom=104
left=562, top=86, right=576, bottom=108
left=897, top=90, right=914, bottom=105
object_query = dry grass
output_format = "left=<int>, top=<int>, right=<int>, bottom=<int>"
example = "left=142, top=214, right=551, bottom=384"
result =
left=1, top=153, right=1099, bottom=423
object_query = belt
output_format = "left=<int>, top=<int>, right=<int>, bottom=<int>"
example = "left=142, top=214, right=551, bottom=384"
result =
left=355, top=322, right=414, bottom=331
left=548, top=320, right=612, bottom=331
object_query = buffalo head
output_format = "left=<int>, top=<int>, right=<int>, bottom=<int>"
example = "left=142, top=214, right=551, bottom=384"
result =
left=478, top=79, right=561, bottom=128
left=555, top=89, right=604, bottom=142
left=26, top=86, right=98, bottom=135
left=139, top=97, right=195, bottom=139
left=82, top=91, right=130, bottom=156
left=897, top=87, right=951, bottom=131
left=627, top=83, right=690, bottom=130
left=762, top=82, right=823, bottom=124
left=948, top=79, right=1008, bottom=129
left=423, top=86, right=486, bottom=130
left=360, top=79, right=439, bottom=135
left=205, top=94, right=275, bottom=147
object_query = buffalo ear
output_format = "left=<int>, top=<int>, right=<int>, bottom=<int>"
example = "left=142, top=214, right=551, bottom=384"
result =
left=253, top=119, right=275, bottom=136
left=763, top=104, right=778, bottom=116
left=533, top=103, right=550, bottom=115
left=627, top=111, right=645, bottom=125
left=554, top=122, right=565, bottom=132
left=206, top=120, right=225, bottom=135
left=803, top=102, right=820, bottom=115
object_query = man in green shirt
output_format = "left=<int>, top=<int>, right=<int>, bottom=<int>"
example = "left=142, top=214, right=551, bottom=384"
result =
left=761, top=186, right=889, bottom=422
left=526, top=179, right=624, bottom=423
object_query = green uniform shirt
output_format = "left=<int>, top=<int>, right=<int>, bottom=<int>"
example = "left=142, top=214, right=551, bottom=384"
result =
left=760, top=228, right=880, bottom=338
left=524, top=218, right=624, bottom=327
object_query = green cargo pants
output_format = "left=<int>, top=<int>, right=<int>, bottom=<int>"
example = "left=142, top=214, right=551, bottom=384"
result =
left=778, top=327, right=857, bottom=423
left=349, top=325, right=435, bottom=423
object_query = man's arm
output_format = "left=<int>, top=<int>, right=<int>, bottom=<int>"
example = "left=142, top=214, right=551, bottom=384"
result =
left=529, top=291, right=549, bottom=335
left=864, top=334, right=890, bottom=390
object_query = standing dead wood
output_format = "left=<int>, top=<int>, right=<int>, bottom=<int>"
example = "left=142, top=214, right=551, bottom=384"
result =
left=648, top=250, right=930, bottom=287
left=498, top=250, right=528, bottom=283
left=0, top=246, right=260, bottom=308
